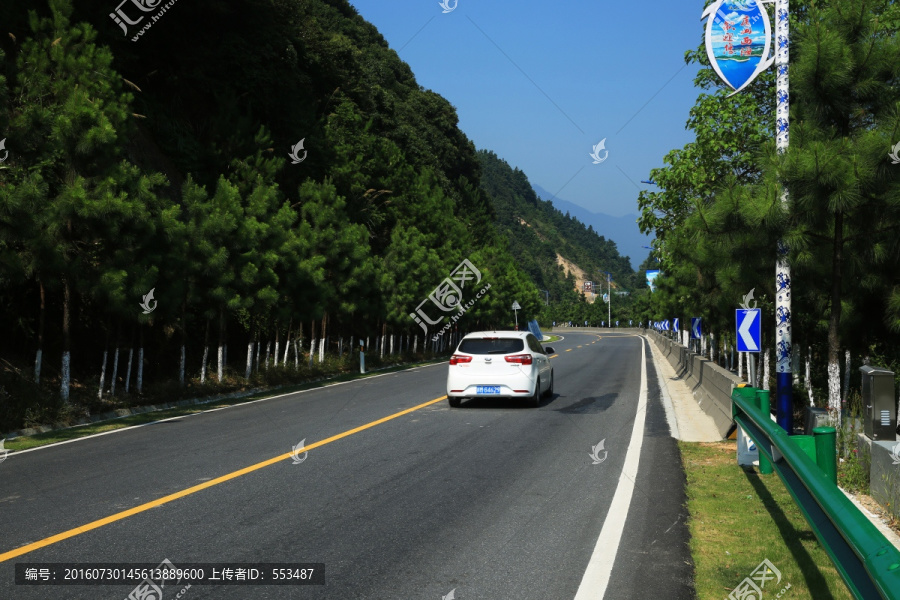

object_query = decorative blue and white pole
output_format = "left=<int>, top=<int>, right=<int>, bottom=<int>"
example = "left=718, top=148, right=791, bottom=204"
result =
left=703, top=0, right=792, bottom=433
left=774, top=0, right=792, bottom=433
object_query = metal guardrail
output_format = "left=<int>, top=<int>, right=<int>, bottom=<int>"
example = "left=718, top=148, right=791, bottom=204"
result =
left=732, top=387, right=900, bottom=599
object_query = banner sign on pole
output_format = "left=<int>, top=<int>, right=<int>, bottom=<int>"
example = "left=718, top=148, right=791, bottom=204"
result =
left=702, top=0, right=774, bottom=96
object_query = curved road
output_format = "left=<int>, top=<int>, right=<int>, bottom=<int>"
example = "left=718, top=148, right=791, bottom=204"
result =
left=0, top=331, right=693, bottom=599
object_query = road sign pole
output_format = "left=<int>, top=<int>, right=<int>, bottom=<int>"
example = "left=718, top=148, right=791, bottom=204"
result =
left=774, top=0, right=793, bottom=434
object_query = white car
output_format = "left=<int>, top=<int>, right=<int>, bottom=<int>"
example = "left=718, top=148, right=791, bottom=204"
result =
left=446, top=331, right=555, bottom=408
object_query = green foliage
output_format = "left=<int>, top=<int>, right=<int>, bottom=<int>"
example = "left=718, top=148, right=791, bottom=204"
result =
left=0, top=0, right=633, bottom=430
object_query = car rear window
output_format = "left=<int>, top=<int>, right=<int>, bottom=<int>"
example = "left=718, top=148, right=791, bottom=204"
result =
left=457, top=338, right=525, bottom=355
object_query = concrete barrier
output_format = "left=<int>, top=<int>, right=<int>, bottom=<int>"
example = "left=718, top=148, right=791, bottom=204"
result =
left=648, top=330, right=742, bottom=439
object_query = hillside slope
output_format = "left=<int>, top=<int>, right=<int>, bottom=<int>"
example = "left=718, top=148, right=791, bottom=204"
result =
left=478, top=150, right=640, bottom=308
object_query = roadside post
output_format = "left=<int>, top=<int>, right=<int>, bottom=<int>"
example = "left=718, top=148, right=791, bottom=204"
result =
left=360, top=342, right=365, bottom=374
left=702, top=0, right=793, bottom=433
left=512, top=301, right=521, bottom=330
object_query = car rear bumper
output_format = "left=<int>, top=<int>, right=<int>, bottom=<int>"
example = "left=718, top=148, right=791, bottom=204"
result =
left=446, top=371, right=536, bottom=398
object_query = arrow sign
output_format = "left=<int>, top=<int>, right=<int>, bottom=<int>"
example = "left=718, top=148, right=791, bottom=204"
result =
left=736, top=309, right=761, bottom=353
left=691, top=317, right=702, bottom=340
left=673, top=318, right=680, bottom=331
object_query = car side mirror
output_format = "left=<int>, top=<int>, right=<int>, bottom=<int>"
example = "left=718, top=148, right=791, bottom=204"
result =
left=543, top=346, right=555, bottom=354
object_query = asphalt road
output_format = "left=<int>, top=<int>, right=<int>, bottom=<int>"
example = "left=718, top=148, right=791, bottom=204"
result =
left=0, top=331, right=694, bottom=600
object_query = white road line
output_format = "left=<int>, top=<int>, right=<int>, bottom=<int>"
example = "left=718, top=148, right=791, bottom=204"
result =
left=573, top=335, right=648, bottom=600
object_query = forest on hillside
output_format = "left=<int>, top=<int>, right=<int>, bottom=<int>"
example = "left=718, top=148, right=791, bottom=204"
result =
left=0, top=0, right=640, bottom=432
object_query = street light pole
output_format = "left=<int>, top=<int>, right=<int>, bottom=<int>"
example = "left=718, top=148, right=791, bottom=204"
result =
left=774, top=0, right=793, bottom=434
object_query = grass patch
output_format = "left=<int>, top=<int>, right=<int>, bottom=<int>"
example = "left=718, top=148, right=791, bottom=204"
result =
left=3, top=357, right=446, bottom=452
left=682, top=441, right=852, bottom=600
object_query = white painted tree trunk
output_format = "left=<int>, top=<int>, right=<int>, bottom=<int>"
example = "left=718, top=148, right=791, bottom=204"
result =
left=293, top=340, right=299, bottom=369
left=112, top=346, right=120, bottom=395
left=125, top=346, right=134, bottom=393
left=283, top=333, right=290, bottom=365
left=756, top=347, right=763, bottom=389
left=34, top=349, right=42, bottom=384
left=60, top=351, right=71, bottom=403
left=738, top=351, right=744, bottom=379
left=319, top=337, right=326, bottom=363
left=223, top=344, right=228, bottom=370
left=763, top=348, right=770, bottom=391
left=339, top=337, right=343, bottom=357
left=179, top=345, right=185, bottom=386
left=309, top=338, right=316, bottom=367
left=200, top=344, right=208, bottom=384
left=136, top=346, right=144, bottom=394
left=390, top=335, right=394, bottom=356
left=828, top=358, right=841, bottom=413
left=273, top=340, right=280, bottom=368
left=217, top=342, right=224, bottom=383
left=245, top=341, right=255, bottom=379
left=98, top=349, right=107, bottom=400
left=806, top=346, right=814, bottom=406
left=263, top=341, right=270, bottom=370
left=255, top=333, right=261, bottom=373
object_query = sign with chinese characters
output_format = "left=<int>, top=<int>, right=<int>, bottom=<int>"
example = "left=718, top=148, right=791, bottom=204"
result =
left=702, top=0, right=774, bottom=95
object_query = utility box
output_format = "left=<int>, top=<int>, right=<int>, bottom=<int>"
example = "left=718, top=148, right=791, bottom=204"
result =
left=860, top=365, right=896, bottom=440
left=805, top=407, right=830, bottom=435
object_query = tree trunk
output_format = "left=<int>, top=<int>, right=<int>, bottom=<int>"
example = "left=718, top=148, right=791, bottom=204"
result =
left=806, top=346, right=814, bottom=407
left=111, top=325, right=121, bottom=396
left=136, top=326, right=144, bottom=394
left=35, top=279, right=46, bottom=383
left=124, top=327, right=134, bottom=394
left=217, top=308, right=225, bottom=382
left=319, top=314, right=327, bottom=363
left=179, top=300, right=187, bottom=387
left=274, top=324, right=280, bottom=368
left=283, top=318, right=292, bottom=365
left=98, top=320, right=109, bottom=400
left=245, top=322, right=255, bottom=380
left=763, top=348, right=770, bottom=391
left=827, top=211, right=844, bottom=415
left=98, top=348, right=108, bottom=400
left=309, top=319, right=316, bottom=368
left=842, top=350, right=851, bottom=411
left=200, top=319, right=210, bottom=384
left=255, top=331, right=261, bottom=373
left=60, top=277, right=72, bottom=402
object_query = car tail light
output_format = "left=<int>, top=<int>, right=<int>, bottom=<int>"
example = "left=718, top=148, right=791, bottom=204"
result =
left=505, top=354, right=533, bottom=366
left=450, top=354, right=473, bottom=365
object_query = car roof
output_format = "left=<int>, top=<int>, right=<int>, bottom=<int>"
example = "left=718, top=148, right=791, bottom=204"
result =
left=461, top=331, right=532, bottom=339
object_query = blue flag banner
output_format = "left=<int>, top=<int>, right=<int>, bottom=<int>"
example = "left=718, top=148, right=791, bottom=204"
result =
left=528, top=319, right=544, bottom=341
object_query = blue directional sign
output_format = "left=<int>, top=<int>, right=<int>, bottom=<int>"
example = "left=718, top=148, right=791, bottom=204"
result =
left=736, top=309, right=761, bottom=353
left=673, top=318, right=680, bottom=331
left=663, top=320, right=670, bottom=331
left=691, top=317, right=702, bottom=340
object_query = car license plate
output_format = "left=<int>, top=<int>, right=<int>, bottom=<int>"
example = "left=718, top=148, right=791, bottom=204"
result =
left=476, top=386, right=500, bottom=395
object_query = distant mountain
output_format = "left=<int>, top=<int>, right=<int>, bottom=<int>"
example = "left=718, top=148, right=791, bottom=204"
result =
left=531, top=185, right=653, bottom=269
left=477, top=150, right=642, bottom=304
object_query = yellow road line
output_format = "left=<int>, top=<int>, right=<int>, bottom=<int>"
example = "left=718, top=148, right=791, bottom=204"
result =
left=0, top=395, right=447, bottom=563
left=549, top=354, right=559, bottom=359
left=566, top=348, right=573, bottom=352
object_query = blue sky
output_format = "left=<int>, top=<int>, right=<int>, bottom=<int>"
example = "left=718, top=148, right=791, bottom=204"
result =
left=346, top=0, right=706, bottom=219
